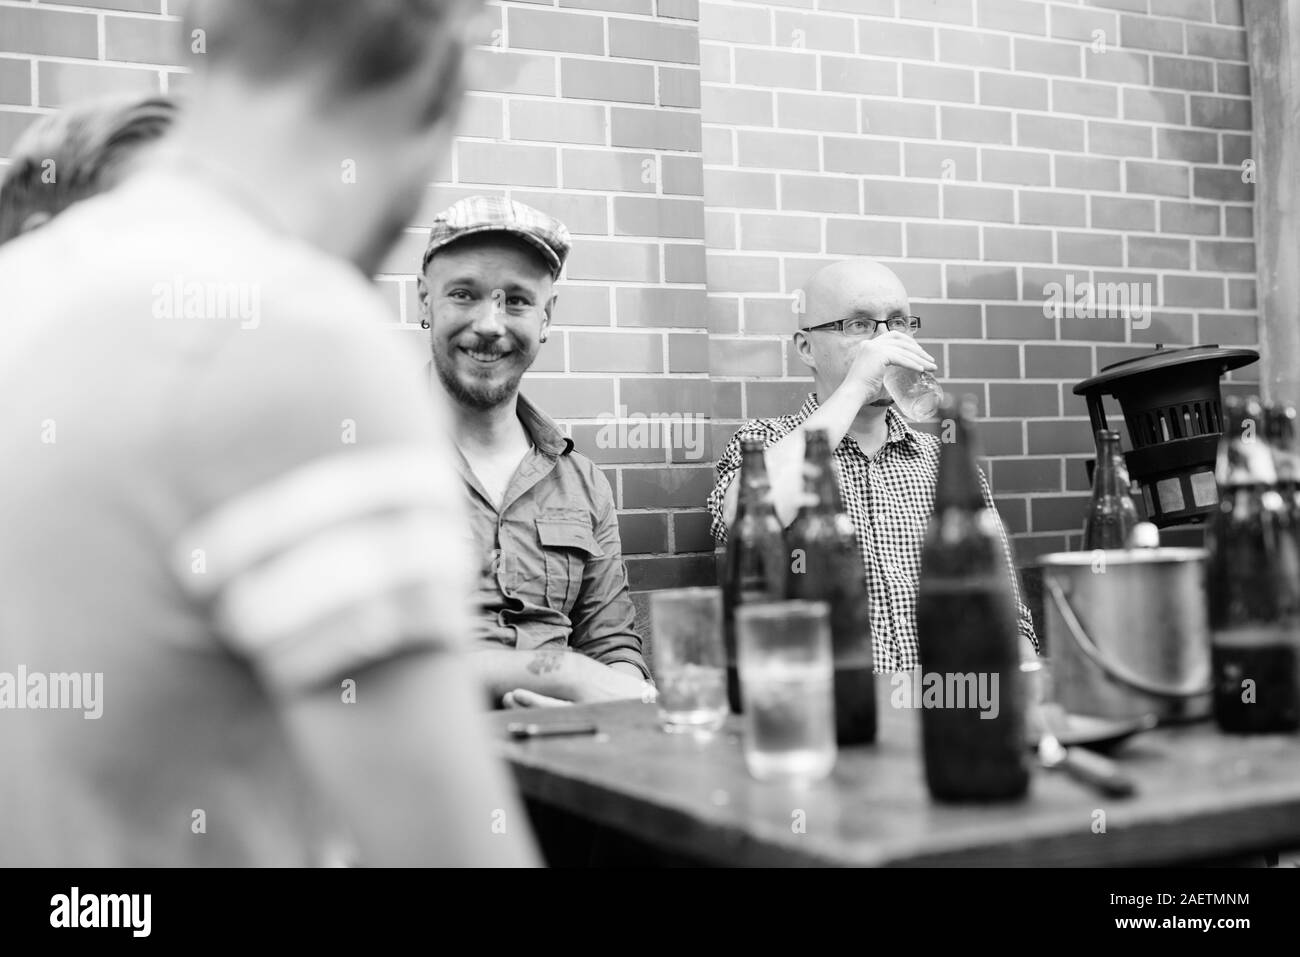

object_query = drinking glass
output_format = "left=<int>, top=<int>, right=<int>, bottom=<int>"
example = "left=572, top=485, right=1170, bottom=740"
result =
left=736, top=600, right=837, bottom=783
left=650, top=587, right=729, bottom=733
left=884, top=367, right=943, bottom=421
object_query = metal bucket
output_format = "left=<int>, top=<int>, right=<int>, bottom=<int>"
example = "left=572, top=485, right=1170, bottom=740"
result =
left=1040, top=548, right=1212, bottom=724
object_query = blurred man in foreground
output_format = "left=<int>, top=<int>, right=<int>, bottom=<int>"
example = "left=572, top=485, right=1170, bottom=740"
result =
left=418, top=196, right=653, bottom=709
left=0, top=0, right=536, bottom=866
left=707, top=259, right=1038, bottom=671
left=0, top=94, right=175, bottom=246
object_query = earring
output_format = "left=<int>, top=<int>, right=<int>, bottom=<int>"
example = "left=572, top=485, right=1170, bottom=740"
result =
left=539, top=333, right=548, bottom=343
left=420, top=317, right=430, bottom=330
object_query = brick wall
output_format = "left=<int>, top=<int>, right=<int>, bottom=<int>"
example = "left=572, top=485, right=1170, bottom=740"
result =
left=700, top=0, right=1258, bottom=562
left=0, top=0, right=716, bottom=613
left=383, top=0, right=717, bottom=603
left=0, top=0, right=1262, bottom=590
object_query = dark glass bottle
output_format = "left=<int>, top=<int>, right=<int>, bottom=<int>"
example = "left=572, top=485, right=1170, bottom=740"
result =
left=722, top=438, right=787, bottom=713
left=917, top=395, right=1029, bottom=802
left=1265, top=404, right=1300, bottom=610
left=1208, top=397, right=1300, bottom=733
left=1082, top=429, right=1139, bottom=549
left=1265, top=404, right=1300, bottom=542
left=786, top=429, right=876, bottom=745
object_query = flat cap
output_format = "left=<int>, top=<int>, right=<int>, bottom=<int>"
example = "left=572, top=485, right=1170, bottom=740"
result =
left=422, top=195, right=570, bottom=279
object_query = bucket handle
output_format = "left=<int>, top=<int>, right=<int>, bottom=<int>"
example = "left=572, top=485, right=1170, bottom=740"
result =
left=1045, top=574, right=1209, bottom=699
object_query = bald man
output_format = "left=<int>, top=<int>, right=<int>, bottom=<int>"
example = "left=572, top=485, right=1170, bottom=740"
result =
left=706, top=258, right=1038, bottom=671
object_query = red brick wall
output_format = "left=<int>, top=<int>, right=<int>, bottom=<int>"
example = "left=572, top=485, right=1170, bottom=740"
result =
left=700, top=0, right=1258, bottom=562
left=0, top=0, right=1262, bottom=588
left=0, top=0, right=716, bottom=604
left=382, top=0, right=717, bottom=596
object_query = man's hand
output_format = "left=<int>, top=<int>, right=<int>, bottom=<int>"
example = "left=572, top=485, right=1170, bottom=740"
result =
left=568, top=655, right=656, bottom=704
left=720, top=332, right=940, bottom=529
left=504, top=659, right=653, bottom=708
left=503, top=688, right=571, bottom=708
left=843, top=330, right=937, bottom=402
left=608, top=661, right=650, bottom=681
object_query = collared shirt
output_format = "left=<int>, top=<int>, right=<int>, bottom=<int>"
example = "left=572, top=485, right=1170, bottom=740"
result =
left=450, top=388, right=650, bottom=680
left=706, top=393, right=1038, bottom=672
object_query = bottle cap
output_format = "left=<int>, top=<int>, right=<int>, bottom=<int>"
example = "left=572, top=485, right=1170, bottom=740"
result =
left=1127, top=522, right=1160, bottom=548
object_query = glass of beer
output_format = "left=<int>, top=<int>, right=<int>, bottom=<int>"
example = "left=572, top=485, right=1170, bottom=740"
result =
left=736, top=600, right=837, bottom=783
left=650, top=587, right=729, bottom=733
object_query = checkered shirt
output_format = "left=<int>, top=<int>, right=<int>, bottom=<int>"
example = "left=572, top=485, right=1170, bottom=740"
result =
left=707, top=393, right=1039, bottom=672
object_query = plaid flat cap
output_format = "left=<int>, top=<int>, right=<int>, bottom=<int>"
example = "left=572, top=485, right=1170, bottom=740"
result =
left=421, top=195, right=571, bottom=279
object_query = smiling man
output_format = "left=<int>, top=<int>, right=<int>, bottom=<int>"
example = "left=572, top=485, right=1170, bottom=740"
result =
left=418, top=196, right=653, bottom=708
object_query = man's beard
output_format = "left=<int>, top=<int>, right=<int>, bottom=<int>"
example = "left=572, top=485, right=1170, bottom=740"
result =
left=433, top=345, right=528, bottom=410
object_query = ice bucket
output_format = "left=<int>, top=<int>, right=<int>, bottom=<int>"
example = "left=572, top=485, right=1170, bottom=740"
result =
left=1040, top=547, right=1212, bottom=724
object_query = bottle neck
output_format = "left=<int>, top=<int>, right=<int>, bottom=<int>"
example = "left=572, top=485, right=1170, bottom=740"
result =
left=802, top=444, right=844, bottom=515
left=738, top=449, right=772, bottom=511
left=934, top=421, right=984, bottom=512
left=1093, top=436, right=1126, bottom=498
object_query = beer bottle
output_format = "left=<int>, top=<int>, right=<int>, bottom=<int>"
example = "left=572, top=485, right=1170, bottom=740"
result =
left=1208, top=397, right=1300, bottom=733
left=917, top=395, right=1029, bottom=801
left=1264, top=404, right=1300, bottom=607
left=1082, top=429, right=1139, bottom=550
left=722, top=438, right=787, bottom=713
left=1265, top=404, right=1300, bottom=532
left=786, top=429, right=876, bottom=745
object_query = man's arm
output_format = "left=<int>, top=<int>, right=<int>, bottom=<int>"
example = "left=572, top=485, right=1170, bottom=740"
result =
left=978, top=467, right=1041, bottom=660
left=565, top=471, right=651, bottom=680
left=706, top=432, right=745, bottom=545
left=169, top=309, right=539, bottom=867
left=281, top=647, right=538, bottom=866
left=718, top=332, right=937, bottom=528
left=470, top=645, right=650, bottom=704
left=717, top=378, right=869, bottom=528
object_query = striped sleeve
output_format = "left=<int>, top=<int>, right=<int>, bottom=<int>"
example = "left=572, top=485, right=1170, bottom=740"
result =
left=171, top=444, right=474, bottom=694
left=164, top=290, right=476, bottom=697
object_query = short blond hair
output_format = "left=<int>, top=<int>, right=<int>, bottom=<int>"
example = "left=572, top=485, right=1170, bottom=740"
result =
left=0, top=94, right=175, bottom=246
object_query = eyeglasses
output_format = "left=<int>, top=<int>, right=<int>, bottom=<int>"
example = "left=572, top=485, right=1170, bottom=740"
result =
left=804, top=315, right=922, bottom=337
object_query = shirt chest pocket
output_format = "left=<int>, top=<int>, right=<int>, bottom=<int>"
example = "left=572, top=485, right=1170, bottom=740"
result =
left=535, top=510, right=604, bottom=616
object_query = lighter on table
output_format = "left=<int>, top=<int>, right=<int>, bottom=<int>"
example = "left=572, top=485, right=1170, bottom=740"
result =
left=507, top=721, right=599, bottom=739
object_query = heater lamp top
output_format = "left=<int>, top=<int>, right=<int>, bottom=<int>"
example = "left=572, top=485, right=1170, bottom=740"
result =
left=1072, top=344, right=1259, bottom=396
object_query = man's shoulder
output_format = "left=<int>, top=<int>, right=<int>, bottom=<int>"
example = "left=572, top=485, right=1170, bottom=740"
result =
left=555, top=443, right=613, bottom=497
left=6, top=172, right=407, bottom=384
left=906, top=424, right=943, bottom=455
left=722, top=414, right=802, bottom=453
left=33, top=171, right=391, bottom=329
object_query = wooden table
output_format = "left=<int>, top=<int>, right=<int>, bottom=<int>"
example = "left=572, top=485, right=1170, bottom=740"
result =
left=490, top=677, right=1300, bottom=867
